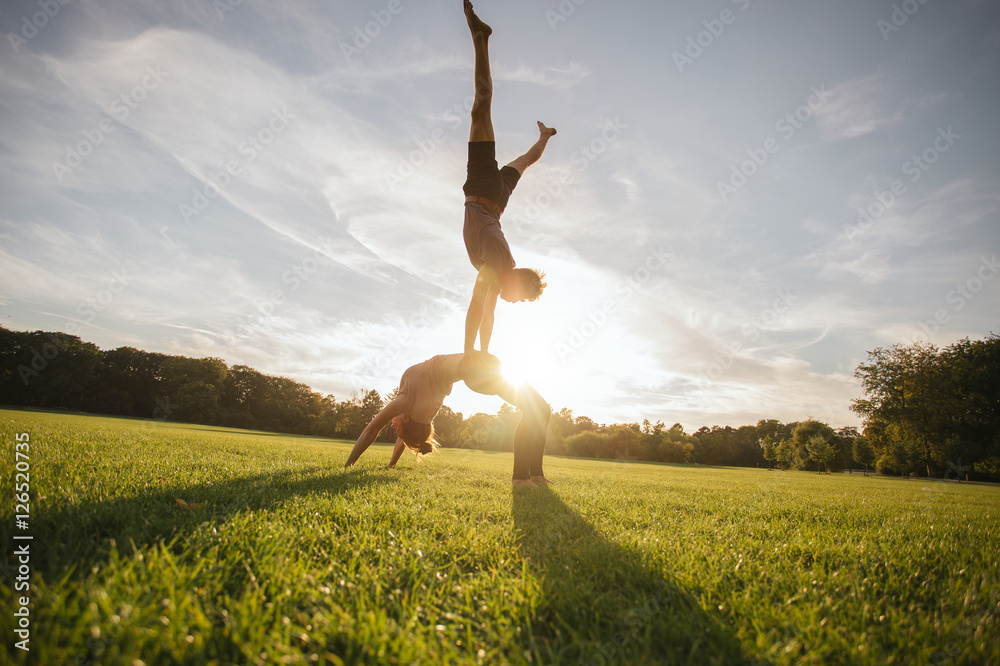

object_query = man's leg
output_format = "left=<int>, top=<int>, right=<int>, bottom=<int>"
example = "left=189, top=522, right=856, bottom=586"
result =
left=465, top=1, right=494, bottom=143
left=506, top=121, right=558, bottom=175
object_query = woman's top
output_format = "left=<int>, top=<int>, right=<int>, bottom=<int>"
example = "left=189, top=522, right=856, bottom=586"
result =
left=398, top=355, right=455, bottom=420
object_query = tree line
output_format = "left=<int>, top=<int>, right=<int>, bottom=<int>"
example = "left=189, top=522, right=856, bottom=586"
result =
left=1, top=326, right=996, bottom=480
left=851, top=335, right=999, bottom=480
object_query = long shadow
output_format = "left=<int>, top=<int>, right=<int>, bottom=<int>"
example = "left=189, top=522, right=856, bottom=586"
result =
left=0, top=465, right=398, bottom=583
left=512, top=486, right=756, bottom=665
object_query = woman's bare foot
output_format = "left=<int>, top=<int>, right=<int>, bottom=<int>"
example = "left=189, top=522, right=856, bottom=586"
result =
left=512, top=478, right=537, bottom=489
left=530, top=475, right=553, bottom=484
left=537, top=121, right=557, bottom=138
left=464, top=1, right=492, bottom=39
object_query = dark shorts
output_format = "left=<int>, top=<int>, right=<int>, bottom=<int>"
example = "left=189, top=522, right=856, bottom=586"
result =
left=463, top=141, right=521, bottom=214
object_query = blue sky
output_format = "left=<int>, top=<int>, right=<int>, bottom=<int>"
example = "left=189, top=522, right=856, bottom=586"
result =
left=2, top=0, right=998, bottom=430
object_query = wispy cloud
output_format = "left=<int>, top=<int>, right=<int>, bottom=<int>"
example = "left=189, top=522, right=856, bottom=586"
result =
left=498, top=61, right=592, bottom=89
left=814, top=71, right=911, bottom=139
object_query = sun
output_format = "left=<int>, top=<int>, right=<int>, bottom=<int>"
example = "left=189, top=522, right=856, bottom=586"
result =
left=497, top=352, right=534, bottom=389
left=489, top=325, right=571, bottom=405
left=483, top=287, right=601, bottom=412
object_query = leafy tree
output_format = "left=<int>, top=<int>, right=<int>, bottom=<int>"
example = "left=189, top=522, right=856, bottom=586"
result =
left=853, top=336, right=1000, bottom=479
left=937, top=336, right=1000, bottom=466
left=755, top=419, right=789, bottom=443
left=790, top=421, right=836, bottom=471
left=25, top=332, right=101, bottom=409
left=432, top=405, right=464, bottom=448
left=853, top=437, right=875, bottom=473
left=175, top=381, right=221, bottom=423
left=574, top=415, right=599, bottom=432
left=654, top=423, right=694, bottom=463
left=806, top=435, right=835, bottom=473
left=91, top=346, right=167, bottom=416
left=161, top=355, right=227, bottom=396
left=831, top=426, right=860, bottom=470
left=760, top=435, right=777, bottom=469
left=564, top=431, right=607, bottom=458
left=460, top=413, right=504, bottom=451
left=307, top=394, right=339, bottom=437
left=550, top=408, right=576, bottom=436
left=853, top=342, right=945, bottom=476
left=774, top=439, right=793, bottom=470
left=606, top=423, right=642, bottom=459
left=731, top=425, right=766, bottom=467
left=692, top=426, right=738, bottom=465
left=336, top=389, right=385, bottom=440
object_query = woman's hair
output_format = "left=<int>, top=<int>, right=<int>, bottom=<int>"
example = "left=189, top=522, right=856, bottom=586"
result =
left=396, top=417, right=439, bottom=458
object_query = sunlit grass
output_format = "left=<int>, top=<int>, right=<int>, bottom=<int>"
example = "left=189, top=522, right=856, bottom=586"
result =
left=1, top=408, right=997, bottom=665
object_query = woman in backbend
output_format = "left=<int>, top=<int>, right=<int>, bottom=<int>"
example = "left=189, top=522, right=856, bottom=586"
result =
left=344, top=352, right=551, bottom=487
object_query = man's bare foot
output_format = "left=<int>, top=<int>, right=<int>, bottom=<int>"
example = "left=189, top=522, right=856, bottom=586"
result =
left=464, top=1, right=492, bottom=39
left=512, top=478, right=537, bottom=488
left=537, top=121, right=557, bottom=138
left=530, top=475, right=553, bottom=484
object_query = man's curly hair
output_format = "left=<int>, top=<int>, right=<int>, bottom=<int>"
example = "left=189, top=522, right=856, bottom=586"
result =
left=512, top=267, right=546, bottom=301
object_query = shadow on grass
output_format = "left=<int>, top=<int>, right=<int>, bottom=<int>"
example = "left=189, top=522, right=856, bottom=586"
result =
left=1, top=466, right=396, bottom=582
left=512, top=486, right=756, bottom=665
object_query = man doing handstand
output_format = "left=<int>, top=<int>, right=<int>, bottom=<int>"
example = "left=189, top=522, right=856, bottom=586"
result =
left=462, top=1, right=557, bottom=355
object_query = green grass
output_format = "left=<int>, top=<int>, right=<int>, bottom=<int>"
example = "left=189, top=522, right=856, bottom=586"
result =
left=1, top=408, right=998, bottom=665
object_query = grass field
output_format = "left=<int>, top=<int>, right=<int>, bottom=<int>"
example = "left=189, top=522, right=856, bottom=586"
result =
left=1, top=408, right=998, bottom=665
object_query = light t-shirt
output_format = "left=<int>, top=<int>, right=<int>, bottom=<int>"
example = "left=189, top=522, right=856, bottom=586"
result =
left=398, top=355, right=454, bottom=419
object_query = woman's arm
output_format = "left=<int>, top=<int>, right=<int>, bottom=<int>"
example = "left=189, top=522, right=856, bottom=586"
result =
left=387, top=438, right=407, bottom=468
left=345, top=396, right=407, bottom=467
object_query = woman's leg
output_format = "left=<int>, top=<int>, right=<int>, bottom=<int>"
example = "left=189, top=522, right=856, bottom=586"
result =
left=497, top=383, right=549, bottom=482
left=459, top=353, right=551, bottom=482
left=518, top=386, right=551, bottom=481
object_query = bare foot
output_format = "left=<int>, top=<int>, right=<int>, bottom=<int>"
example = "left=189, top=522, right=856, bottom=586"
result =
left=530, top=475, right=553, bottom=484
left=512, top=478, right=537, bottom=489
left=464, top=1, right=492, bottom=39
left=537, top=121, right=557, bottom=138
